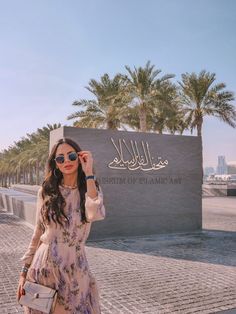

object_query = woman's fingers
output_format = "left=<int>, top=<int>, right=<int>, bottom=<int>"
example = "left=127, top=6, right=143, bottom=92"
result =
left=77, top=151, right=93, bottom=173
left=17, top=279, right=26, bottom=302
left=17, top=285, right=22, bottom=301
left=79, top=154, right=93, bottom=163
left=78, top=153, right=88, bottom=162
left=78, top=155, right=85, bottom=164
left=78, top=151, right=92, bottom=158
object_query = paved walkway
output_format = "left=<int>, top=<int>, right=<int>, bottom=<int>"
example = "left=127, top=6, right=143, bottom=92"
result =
left=0, top=196, right=236, bottom=313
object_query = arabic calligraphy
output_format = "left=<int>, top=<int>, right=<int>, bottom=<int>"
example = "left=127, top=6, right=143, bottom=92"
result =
left=108, top=137, right=168, bottom=171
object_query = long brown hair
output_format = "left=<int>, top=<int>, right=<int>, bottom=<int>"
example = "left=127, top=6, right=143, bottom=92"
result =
left=41, top=137, right=100, bottom=227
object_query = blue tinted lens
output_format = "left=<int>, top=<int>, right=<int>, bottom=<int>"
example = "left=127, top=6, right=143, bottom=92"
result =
left=55, top=156, right=64, bottom=164
left=68, top=152, right=77, bottom=161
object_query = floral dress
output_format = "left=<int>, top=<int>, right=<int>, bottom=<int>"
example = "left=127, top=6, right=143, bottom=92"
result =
left=20, top=184, right=106, bottom=314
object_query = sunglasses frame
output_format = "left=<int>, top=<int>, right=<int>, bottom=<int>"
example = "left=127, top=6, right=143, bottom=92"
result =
left=54, top=151, right=78, bottom=164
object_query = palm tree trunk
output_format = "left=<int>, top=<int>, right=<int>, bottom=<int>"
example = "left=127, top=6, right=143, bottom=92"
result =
left=17, top=168, right=21, bottom=183
left=23, top=168, right=27, bottom=184
left=29, top=166, right=34, bottom=184
left=36, top=160, right=40, bottom=185
left=197, top=117, right=203, bottom=136
left=107, top=120, right=115, bottom=129
left=139, top=106, right=147, bottom=132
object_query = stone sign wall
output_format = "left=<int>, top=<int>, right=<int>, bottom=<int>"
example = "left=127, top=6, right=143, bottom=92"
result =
left=50, top=126, right=202, bottom=240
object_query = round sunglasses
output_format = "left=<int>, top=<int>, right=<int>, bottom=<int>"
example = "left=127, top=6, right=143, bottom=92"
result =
left=54, top=151, right=78, bottom=164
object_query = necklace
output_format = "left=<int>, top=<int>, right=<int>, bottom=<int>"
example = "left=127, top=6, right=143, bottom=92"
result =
left=61, top=183, right=78, bottom=189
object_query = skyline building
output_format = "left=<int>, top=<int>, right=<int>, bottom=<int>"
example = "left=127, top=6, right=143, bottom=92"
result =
left=216, top=155, right=227, bottom=175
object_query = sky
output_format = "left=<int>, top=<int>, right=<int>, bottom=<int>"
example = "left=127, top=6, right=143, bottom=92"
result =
left=0, top=0, right=235, bottom=168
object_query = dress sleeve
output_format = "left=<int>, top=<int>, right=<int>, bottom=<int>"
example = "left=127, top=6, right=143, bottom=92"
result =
left=85, top=185, right=106, bottom=222
left=20, top=187, right=45, bottom=265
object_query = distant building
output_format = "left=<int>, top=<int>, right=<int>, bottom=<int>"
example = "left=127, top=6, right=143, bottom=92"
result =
left=206, top=174, right=236, bottom=183
left=204, top=166, right=215, bottom=176
left=227, top=161, right=236, bottom=174
left=216, top=155, right=227, bottom=174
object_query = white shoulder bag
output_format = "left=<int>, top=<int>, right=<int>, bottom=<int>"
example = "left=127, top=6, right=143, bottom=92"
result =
left=18, top=280, right=58, bottom=314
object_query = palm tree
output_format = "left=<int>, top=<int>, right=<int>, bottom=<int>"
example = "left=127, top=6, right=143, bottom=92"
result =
left=122, top=60, right=175, bottom=132
left=0, top=124, right=61, bottom=187
left=68, top=73, right=130, bottom=130
left=147, top=82, right=188, bottom=134
left=179, top=70, right=236, bottom=183
left=179, top=70, right=236, bottom=136
left=24, top=123, right=61, bottom=184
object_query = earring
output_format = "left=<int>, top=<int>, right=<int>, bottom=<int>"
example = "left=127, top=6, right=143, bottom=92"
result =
left=53, top=168, right=59, bottom=178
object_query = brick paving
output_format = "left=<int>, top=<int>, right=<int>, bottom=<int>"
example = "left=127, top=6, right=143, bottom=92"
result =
left=0, top=196, right=236, bottom=313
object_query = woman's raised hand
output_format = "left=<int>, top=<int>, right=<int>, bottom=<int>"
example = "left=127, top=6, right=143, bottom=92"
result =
left=78, top=151, right=94, bottom=175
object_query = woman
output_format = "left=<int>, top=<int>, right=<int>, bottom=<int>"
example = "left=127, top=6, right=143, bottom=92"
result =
left=16, top=137, right=106, bottom=313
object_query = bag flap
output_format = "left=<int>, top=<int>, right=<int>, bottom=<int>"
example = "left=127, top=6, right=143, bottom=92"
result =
left=24, top=280, right=55, bottom=298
